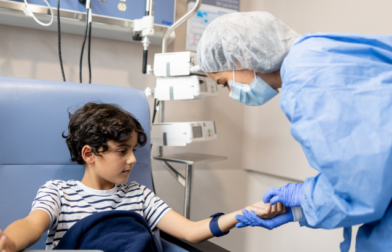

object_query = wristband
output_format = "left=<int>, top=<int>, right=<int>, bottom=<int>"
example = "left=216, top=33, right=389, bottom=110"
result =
left=209, top=212, right=229, bottom=237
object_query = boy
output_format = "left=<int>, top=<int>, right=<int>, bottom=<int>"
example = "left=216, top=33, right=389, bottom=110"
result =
left=0, top=102, right=286, bottom=251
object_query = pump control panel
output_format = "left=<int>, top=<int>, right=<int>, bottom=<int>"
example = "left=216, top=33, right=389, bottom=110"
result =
left=151, top=121, right=217, bottom=146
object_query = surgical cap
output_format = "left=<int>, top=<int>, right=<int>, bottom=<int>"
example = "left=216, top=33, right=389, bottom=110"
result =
left=197, top=11, right=300, bottom=73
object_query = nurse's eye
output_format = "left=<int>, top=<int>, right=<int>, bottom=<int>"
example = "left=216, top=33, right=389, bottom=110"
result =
left=216, top=79, right=228, bottom=87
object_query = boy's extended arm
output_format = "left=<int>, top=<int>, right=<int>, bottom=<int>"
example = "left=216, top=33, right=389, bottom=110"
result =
left=0, top=210, right=50, bottom=252
left=156, top=201, right=285, bottom=244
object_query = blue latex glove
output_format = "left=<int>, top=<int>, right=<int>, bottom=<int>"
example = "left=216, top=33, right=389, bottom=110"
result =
left=262, top=183, right=303, bottom=207
left=235, top=208, right=294, bottom=230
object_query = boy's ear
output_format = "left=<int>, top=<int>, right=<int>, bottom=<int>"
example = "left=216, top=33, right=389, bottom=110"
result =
left=82, top=145, right=95, bottom=165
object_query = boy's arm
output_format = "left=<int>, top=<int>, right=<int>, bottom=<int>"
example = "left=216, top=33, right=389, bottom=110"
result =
left=0, top=210, right=50, bottom=252
left=156, top=201, right=285, bottom=243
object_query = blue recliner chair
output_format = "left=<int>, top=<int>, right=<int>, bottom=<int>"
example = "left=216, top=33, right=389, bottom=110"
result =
left=0, top=77, right=211, bottom=251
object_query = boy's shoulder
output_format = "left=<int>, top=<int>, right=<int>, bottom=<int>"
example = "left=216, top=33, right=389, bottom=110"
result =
left=39, top=179, right=78, bottom=191
left=119, top=181, right=153, bottom=194
left=119, top=181, right=143, bottom=191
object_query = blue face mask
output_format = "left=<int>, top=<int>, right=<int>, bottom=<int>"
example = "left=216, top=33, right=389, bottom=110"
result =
left=228, top=71, right=279, bottom=106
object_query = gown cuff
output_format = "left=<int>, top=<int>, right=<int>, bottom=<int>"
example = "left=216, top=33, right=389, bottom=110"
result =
left=291, top=206, right=303, bottom=222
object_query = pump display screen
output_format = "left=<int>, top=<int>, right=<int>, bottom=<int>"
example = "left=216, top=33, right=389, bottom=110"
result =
left=192, top=126, right=203, bottom=138
left=199, top=80, right=207, bottom=92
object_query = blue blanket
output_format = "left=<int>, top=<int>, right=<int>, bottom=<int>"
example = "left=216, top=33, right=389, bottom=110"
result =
left=54, top=210, right=158, bottom=252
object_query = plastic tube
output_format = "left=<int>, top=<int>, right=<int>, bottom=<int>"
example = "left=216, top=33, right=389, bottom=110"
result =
left=23, top=0, right=54, bottom=27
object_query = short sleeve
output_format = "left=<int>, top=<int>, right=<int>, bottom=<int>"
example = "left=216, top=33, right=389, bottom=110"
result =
left=31, top=181, right=61, bottom=230
left=141, top=185, right=170, bottom=230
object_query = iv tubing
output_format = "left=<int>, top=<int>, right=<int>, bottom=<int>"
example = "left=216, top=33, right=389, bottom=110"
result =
left=57, top=0, right=66, bottom=81
left=23, top=0, right=54, bottom=27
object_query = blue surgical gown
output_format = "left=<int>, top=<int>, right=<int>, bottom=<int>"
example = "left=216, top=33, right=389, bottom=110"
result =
left=280, top=33, right=392, bottom=251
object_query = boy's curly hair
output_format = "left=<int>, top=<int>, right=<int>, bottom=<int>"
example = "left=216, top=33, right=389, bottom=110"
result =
left=62, top=102, right=147, bottom=165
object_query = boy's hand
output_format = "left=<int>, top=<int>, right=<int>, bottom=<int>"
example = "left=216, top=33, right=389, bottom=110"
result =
left=235, top=208, right=294, bottom=229
left=245, top=201, right=286, bottom=219
left=0, top=230, right=16, bottom=252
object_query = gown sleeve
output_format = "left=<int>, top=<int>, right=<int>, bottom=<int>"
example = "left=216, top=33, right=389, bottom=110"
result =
left=279, top=33, right=392, bottom=228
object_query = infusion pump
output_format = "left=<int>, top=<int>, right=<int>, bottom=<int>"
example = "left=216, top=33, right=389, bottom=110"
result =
left=151, top=121, right=217, bottom=146
left=154, top=51, right=198, bottom=77
left=154, top=75, right=218, bottom=100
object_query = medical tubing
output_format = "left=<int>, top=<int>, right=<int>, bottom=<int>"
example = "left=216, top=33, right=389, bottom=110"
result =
left=142, top=50, right=148, bottom=74
left=150, top=99, right=158, bottom=152
left=24, top=0, right=54, bottom=27
left=152, top=99, right=158, bottom=123
left=79, top=8, right=89, bottom=83
left=57, top=0, right=66, bottom=82
left=161, top=0, right=201, bottom=53
left=88, top=21, right=92, bottom=84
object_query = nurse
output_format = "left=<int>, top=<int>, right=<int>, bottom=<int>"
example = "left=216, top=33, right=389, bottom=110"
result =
left=196, top=11, right=392, bottom=252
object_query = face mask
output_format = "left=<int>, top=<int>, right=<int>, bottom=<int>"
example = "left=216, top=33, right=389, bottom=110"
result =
left=228, top=70, right=279, bottom=106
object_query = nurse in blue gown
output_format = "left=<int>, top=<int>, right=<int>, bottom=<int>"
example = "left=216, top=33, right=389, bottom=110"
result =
left=196, top=11, right=392, bottom=252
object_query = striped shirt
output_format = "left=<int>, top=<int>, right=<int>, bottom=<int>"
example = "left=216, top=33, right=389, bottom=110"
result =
left=31, top=180, right=170, bottom=250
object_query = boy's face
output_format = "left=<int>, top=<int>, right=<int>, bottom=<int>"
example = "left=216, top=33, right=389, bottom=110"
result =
left=91, top=133, right=138, bottom=185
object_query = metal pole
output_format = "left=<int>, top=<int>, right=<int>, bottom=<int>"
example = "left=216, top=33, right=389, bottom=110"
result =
left=145, top=0, right=153, bottom=16
left=161, top=0, right=202, bottom=53
left=158, top=101, right=165, bottom=156
left=184, top=164, right=193, bottom=219
left=161, top=161, right=186, bottom=187
left=148, top=0, right=154, bottom=16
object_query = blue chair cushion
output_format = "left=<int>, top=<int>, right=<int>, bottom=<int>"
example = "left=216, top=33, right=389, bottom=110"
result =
left=0, top=77, right=152, bottom=249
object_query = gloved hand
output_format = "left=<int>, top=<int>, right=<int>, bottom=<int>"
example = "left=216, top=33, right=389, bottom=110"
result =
left=262, top=183, right=303, bottom=207
left=235, top=208, right=294, bottom=230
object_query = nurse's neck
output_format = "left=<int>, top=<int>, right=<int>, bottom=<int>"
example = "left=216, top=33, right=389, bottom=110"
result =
left=257, top=69, right=282, bottom=90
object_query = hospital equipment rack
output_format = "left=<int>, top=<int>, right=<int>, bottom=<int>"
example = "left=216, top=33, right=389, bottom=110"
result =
left=152, top=153, right=227, bottom=219
left=153, top=0, right=227, bottom=220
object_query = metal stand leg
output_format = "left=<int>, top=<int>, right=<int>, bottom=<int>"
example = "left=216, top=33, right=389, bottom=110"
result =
left=184, top=164, right=193, bottom=219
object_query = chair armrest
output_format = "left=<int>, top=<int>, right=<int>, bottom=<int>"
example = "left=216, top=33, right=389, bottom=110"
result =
left=25, top=250, right=104, bottom=252
left=160, top=231, right=229, bottom=252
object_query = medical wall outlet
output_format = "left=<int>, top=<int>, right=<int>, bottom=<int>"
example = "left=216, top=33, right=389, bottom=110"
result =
left=151, top=121, right=217, bottom=146
left=154, top=75, right=218, bottom=100
left=153, top=51, right=198, bottom=77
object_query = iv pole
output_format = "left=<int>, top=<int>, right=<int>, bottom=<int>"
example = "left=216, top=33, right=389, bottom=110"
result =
left=157, top=0, right=202, bottom=219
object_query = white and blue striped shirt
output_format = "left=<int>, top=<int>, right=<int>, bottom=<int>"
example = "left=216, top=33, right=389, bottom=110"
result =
left=31, top=180, right=170, bottom=250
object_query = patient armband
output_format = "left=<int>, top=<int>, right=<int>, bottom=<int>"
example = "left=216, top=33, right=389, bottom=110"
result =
left=209, top=212, right=229, bottom=237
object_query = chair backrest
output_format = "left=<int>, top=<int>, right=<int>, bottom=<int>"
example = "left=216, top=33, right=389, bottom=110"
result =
left=0, top=77, right=152, bottom=249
